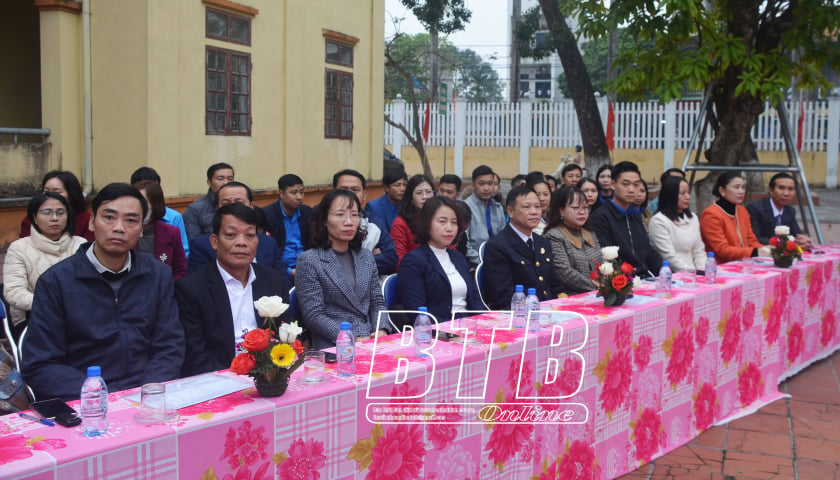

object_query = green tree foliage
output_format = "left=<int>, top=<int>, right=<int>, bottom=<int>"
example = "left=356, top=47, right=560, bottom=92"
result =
left=384, top=34, right=503, bottom=103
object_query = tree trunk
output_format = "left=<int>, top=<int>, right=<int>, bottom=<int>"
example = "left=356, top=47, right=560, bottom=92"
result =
left=430, top=28, right=439, bottom=109
left=538, top=0, right=610, bottom=173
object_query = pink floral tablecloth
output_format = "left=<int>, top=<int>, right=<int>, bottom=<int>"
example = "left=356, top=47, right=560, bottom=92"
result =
left=1, top=250, right=838, bottom=480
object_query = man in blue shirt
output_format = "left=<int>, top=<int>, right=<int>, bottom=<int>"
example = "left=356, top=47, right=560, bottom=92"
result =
left=364, top=168, right=407, bottom=233
left=130, top=167, right=190, bottom=257
left=263, top=174, right=313, bottom=281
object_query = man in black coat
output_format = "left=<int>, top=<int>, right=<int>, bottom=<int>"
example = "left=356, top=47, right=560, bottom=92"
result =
left=482, top=186, right=560, bottom=309
left=176, top=203, right=292, bottom=377
left=746, top=173, right=810, bottom=249
left=263, top=174, right=314, bottom=281
left=589, top=161, right=662, bottom=277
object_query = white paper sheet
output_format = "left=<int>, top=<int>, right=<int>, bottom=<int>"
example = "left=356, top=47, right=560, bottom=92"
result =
left=124, top=373, right=253, bottom=410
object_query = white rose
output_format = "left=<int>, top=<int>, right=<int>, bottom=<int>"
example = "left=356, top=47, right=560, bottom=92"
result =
left=254, top=295, right=289, bottom=319
left=601, top=246, right=619, bottom=261
left=277, top=321, right=303, bottom=343
left=599, top=262, right=614, bottom=276
left=774, top=226, right=790, bottom=237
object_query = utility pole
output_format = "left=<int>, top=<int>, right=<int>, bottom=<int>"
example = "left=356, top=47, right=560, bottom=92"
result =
left=510, top=0, right=522, bottom=102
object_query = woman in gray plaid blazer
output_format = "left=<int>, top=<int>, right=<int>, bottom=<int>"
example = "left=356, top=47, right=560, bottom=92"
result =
left=543, top=186, right=603, bottom=294
left=296, top=190, right=387, bottom=349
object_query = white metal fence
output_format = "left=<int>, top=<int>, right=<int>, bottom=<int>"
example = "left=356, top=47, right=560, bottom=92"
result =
left=385, top=98, right=837, bottom=152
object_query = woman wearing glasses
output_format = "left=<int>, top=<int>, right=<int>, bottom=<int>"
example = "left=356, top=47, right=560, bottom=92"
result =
left=19, top=170, right=94, bottom=241
left=296, top=190, right=386, bottom=349
left=543, top=187, right=603, bottom=295
left=3, top=193, right=87, bottom=340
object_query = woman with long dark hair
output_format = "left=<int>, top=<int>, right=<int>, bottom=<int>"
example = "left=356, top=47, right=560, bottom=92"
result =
left=390, top=174, right=436, bottom=264
left=543, top=187, right=602, bottom=294
left=296, top=190, right=386, bottom=349
left=649, top=177, right=706, bottom=272
left=132, top=180, right=188, bottom=280
left=397, top=197, right=484, bottom=322
left=700, top=171, right=770, bottom=263
left=592, top=164, right=614, bottom=212
left=20, top=170, right=94, bottom=241
left=4, top=193, right=86, bottom=339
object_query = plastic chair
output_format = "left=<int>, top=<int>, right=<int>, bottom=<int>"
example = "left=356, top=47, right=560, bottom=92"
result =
left=381, top=274, right=399, bottom=309
left=0, top=302, right=20, bottom=372
left=289, top=287, right=300, bottom=321
left=17, top=326, right=35, bottom=401
left=474, top=262, right=490, bottom=309
left=478, top=241, right=487, bottom=263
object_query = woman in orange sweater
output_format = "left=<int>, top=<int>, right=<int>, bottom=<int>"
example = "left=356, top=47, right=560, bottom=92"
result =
left=700, top=172, right=770, bottom=263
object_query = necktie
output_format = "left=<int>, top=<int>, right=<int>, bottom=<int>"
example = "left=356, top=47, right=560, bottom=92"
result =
left=485, top=204, right=493, bottom=237
left=775, top=214, right=782, bottom=226
left=527, top=238, right=534, bottom=251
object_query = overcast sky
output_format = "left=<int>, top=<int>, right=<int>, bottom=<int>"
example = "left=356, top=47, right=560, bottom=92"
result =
left=384, top=0, right=513, bottom=85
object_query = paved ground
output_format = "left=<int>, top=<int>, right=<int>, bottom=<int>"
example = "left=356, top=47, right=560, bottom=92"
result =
left=620, top=351, right=840, bottom=480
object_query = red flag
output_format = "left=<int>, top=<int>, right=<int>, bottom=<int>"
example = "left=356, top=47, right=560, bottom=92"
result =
left=422, top=97, right=431, bottom=143
left=797, top=99, right=805, bottom=152
left=605, top=101, right=615, bottom=151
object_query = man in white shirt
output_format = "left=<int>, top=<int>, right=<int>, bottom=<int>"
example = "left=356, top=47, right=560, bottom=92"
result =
left=175, top=203, right=292, bottom=377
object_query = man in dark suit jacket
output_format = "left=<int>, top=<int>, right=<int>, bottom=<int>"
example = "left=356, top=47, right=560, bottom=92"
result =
left=590, top=161, right=662, bottom=277
left=263, top=174, right=314, bottom=280
left=176, top=203, right=292, bottom=377
left=186, top=181, right=287, bottom=274
left=482, top=186, right=560, bottom=309
left=746, top=173, right=810, bottom=249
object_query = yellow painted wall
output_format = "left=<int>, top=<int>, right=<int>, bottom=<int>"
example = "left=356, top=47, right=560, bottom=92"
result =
left=39, top=8, right=83, bottom=174
left=0, top=0, right=41, bottom=130
left=87, top=0, right=384, bottom=197
left=391, top=146, right=839, bottom=188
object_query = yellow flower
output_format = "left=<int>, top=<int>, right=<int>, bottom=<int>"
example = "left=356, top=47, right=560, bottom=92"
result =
left=270, top=343, right=296, bottom=367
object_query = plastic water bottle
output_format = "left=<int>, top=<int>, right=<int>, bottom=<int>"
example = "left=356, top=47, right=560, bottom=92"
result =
left=705, top=252, right=717, bottom=284
left=80, top=366, right=108, bottom=437
left=511, top=285, right=526, bottom=329
left=336, top=322, right=356, bottom=377
left=656, top=261, right=672, bottom=298
left=525, top=288, right=541, bottom=332
left=414, top=306, right=432, bottom=356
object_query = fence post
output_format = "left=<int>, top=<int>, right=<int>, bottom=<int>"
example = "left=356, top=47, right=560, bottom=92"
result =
left=519, top=96, right=532, bottom=174
left=827, top=97, right=839, bottom=189
left=391, top=96, right=406, bottom=160
left=454, top=97, right=467, bottom=178
left=664, top=100, right=677, bottom=170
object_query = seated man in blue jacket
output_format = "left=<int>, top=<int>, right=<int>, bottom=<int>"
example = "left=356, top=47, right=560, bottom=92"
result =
left=22, top=183, right=185, bottom=400
left=188, top=181, right=288, bottom=274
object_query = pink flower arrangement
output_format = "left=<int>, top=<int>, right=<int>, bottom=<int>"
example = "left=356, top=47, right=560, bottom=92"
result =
left=631, top=407, right=665, bottom=463
left=821, top=310, right=837, bottom=347
left=367, top=424, right=426, bottom=480
left=557, top=440, right=598, bottom=480
left=665, top=326, right=695, bottom=387
left=787, top=322, right=804, bottom=364
left=695, top=316, right=710, bottom=347
left=427, top=403, right=462, bottom=450
left=277, top=438, right=327, bottom=480
left=220, top=420, right=269, bottom=471
left=597, top=348, right=632, bottom=417
left=719, top=312, right=741, bottom=367
left=743, top=301, right=756, bottom=329
left=738, top=362, right=763, bottom=406
left=633, top=335, right=652, bottom=371
left=693, top=382, right=717, bottom=431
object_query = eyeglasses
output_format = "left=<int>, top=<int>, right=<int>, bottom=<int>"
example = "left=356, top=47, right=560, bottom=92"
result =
left=565, top=205, right=590, bottom=212
left=38, top=209, right=67, bottom=218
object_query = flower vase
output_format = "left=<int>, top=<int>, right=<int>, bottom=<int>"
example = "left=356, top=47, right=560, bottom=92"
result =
left=773, top=257, right=794, bottom=268
left=255, top=374, right=288, bottom=397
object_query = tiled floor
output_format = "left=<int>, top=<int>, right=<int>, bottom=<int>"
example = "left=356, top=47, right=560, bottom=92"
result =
left=620, top=351, right=840, bottom=480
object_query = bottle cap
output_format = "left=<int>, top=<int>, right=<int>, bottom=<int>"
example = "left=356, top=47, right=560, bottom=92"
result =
left=708, top=252, right=715, bottom=257
left=515, top=285, right=524, bottom=292
left=339, top=321, right=351, bottom=330
left=418, top=306, right=428, bottom=312
left=87, top=366, right=101, bottom=377
left=527, top=288, right=537, bottom=295
left=662, top=261, right=669, bottom=267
